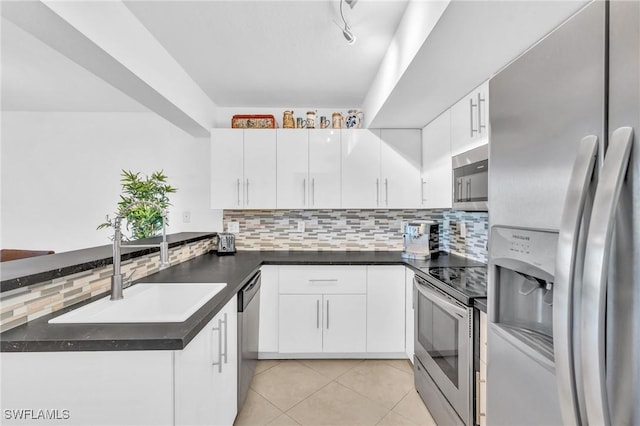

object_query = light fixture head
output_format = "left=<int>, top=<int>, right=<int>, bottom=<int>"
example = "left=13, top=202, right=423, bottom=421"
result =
left=342, top=26, right=356, bottom=44
left=339, top=0, right=356, bottom=45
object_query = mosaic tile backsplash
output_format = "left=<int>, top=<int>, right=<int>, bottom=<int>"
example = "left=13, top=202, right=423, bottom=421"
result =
left=0, top=238, right=215, bottom=333
left=223, top=209, right=488, bottom=263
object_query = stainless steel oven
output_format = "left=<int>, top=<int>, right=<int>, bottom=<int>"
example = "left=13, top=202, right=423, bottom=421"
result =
left=414, top=274, right=474, bottom=426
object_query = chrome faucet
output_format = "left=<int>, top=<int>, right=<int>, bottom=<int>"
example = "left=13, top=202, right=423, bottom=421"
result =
left=110, top=202, right=170, bottom=301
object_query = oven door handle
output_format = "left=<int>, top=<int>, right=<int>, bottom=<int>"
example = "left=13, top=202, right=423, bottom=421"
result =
left=414, top=280, right=466, bottom=317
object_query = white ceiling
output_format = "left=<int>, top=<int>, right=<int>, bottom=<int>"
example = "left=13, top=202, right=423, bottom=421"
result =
left=1, top=0, right=408, bottom=114
left=123, top=0, right=409, bottom=108
left=1, top=17, right=147, bottom=112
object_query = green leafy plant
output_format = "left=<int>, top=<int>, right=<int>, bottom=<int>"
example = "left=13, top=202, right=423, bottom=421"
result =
left=98, top=170, right=177, bottom=240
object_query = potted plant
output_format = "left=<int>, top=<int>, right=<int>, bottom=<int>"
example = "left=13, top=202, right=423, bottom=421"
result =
left=98, top=170, right=177, bottom=240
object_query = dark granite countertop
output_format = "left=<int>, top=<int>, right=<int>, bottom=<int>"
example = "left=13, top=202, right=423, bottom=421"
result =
left=474, top=298, right=488, bottom=313
left=0, top=232, right=216, bottom=293
left=1, top=250, right=484, bottom=352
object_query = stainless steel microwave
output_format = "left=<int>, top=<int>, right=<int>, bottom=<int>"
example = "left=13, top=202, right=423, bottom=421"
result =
left=452, top=144, right=488, bottom=211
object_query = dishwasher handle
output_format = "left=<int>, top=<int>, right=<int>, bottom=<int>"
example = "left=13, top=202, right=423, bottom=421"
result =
left=238, top=271, right=261, bottom=312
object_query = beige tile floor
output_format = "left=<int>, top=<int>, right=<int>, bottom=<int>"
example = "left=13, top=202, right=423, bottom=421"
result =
left=234, top=359, right=437, bottom=426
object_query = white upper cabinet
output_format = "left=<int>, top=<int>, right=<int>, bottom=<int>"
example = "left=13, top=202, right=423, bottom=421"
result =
left=211, top=129, right=244, bottom=209
left=244, top=130, right=276, bottom=209
left=277, top=129, right=309, bottom=209
left=450, top=81, right=490, bottom=156
left=309, top=129, right=342, bottom=208
left=422, top=110, right=453, bottom=209
left=379, top=129, right=422, bottom=208
left=341, top=129, right=381, bottom=208
left=211, top=129, right=276, bottom=209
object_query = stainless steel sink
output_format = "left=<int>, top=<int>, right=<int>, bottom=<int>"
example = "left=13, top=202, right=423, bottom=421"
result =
left=48, top=283, right=226, bottom=323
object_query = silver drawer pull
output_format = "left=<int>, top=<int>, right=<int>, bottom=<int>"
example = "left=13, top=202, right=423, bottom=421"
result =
left=309, top=279, right=338, bottom=284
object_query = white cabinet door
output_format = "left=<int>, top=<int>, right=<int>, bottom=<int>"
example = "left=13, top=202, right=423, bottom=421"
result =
left=450, top=81, right=489, bottom=156
left=1, top=351, right=173, bottom=426
left=279, top=294, right=323, bottom=353
left=405, top=268, right=415, bottom=363
left=366, top=266, right=406, bottom=353
left=309, top=129, right=341, bottom=208
left=211, top=295, right=238, bottom=426
left=175, top=295, right=237, bottom=426
left=244, top=130, right=276, bottom=209
left=211, top=129, right=244, bottom=209
left=341, top=129, right=381, bottom=208
left=259, top=265, right=279, bottom=354
left=277, top=129, right=309, bottom=209
left=422, top=110, right=453, bottom=209
left=323, top=294, right=367, bottom=353
left=380, top=129, right=422, bottom=208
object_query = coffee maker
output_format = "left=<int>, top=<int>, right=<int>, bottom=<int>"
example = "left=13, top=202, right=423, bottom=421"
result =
left=401, top=221, right=439, bottom=260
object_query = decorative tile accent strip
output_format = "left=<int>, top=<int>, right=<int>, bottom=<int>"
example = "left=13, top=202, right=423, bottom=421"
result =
left=442, top=210, right=489, bottom=263
left=0, top=238, right=214, bottom=333
left=223, top=209, right=488, bottom=263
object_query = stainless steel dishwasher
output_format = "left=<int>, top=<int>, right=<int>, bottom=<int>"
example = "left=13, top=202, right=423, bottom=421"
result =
left=237, top=271, right=261, bottom=411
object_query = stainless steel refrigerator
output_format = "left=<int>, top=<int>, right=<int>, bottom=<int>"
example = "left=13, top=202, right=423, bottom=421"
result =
left=487, top=1, right=639, bottom=425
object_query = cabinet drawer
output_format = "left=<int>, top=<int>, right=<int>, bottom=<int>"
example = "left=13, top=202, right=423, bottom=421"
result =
left=278, top=266, right=367, bottom=294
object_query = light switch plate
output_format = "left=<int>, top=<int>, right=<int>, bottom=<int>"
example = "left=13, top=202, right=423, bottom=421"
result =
left=296, top=221, right=305, bottom=232
left=227, top=221, right=240, bottom=233
left=460, top=222, right=467, bottom=238
left=182, top=211, right=191, bottom=223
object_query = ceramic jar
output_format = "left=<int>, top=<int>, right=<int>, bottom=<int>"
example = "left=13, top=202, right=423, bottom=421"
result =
left=306, top=111, right=317, bottom=129
left=332, top=112, right=343, bottom=129
left=283, top=110, right=295, bottom=129
left=346, top=109, right=364, bottom=128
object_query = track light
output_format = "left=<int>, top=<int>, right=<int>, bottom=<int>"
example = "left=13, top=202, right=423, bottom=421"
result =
left=339, top=0, right=356, bottom=44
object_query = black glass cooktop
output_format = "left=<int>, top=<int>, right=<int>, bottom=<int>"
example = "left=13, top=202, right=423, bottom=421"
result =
left=422, top=266, right=487, bottom=305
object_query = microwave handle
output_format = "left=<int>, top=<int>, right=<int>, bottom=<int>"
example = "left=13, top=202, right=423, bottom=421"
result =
left=414, top=278, right=466, bottom=317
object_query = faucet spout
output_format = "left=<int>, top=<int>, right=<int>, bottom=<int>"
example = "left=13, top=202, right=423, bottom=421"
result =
left=110, top=202, right=170, bottom=301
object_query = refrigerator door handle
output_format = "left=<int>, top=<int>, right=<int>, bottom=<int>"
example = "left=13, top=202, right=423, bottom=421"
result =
left=553, top=134, right=598, bottom=426
left=582, top=126, right=634, bottom=426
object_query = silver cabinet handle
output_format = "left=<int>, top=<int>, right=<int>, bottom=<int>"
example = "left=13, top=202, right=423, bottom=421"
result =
left=385, top=178, right=389, bottom=206
left=311, top=178, right=315, bottom=206
left=466, top=179, right=471, bottom=201
left=478, top=92, right=486, bottom=134
left=222, top=312, right=228, bottom=364
left=237, top=178, right=241, bottom=206
left=421, top=178, right=426, bottom=204
left=326, top=299, right=330, bottom=329
left=211, top=319, right=223, bottom=373
left=582, top=127, right=633, bottom=426
left=553, top=134, right=598, bottom=426
left=316, top=299, right=320, bottom=329
left=470, top=97, right=478, bottom=137
left=245, top=180, right=249, bottom=205
left=376, top=178, right=380, bottom=206
left=309, top=279, right=338, bottom=283
left=303, top=178, right=306, bottom=206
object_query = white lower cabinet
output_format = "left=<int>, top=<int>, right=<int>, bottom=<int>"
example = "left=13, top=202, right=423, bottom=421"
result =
left=175, top=295, right=238, bottom=426
left=279, top=294, right=324, bottom=353
left=0, top=296, right=238, bottom=426
left=258, top=265, right=279, bottom=354
left=278, top=294, right=366, bottom=354
left=405, top=267, right=415, bottom=363
left=366, top=266, right=406, bottom=353
left=273, top=265, right=405, bottom=357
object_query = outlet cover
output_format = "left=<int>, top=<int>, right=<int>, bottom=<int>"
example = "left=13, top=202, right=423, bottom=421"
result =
left=460, top=222, right=467, bottom=238
left=182, top=211, right=191, bottom=223
left=227, top=221, right=240, bottom=233
left=296, top=221, right=305, bottom=232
